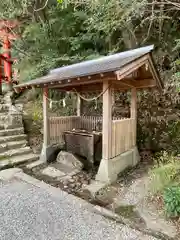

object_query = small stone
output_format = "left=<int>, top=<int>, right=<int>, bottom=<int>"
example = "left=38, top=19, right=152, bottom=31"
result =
left=83, top=180, right=89, bottom=185
left=56, top=151, right=83, bottom=170
left=62, top=179, right=69, bottom=185
left=68, top=178, right=75, bottom=183
left=64, top=185, right=68, bottom=189
left=72, top=175, right=78, bottom=179
left=70, top=183, right=76, bottom=188
left=73, top=175, right=80, bottom=181
left=78, top=174, right=84, bottom=179
left=76, top=182, right=82, bottom=188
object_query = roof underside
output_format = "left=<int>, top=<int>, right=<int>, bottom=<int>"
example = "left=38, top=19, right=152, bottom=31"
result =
left=14, top=45, right=163, bottom=92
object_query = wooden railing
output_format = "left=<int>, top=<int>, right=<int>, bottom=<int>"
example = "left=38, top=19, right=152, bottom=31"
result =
left=49, top=116, right=103, bottom=144
left=49, top=116, right=135, bottom=153
left=111, top=118, right=136, bottom=158
left=80, top=116, right=102, bottom=131
left=49, top=116, right=80, bottom=144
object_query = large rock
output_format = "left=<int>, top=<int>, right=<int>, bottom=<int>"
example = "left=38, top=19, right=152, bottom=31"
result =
left=57, top=151, right=83, bottom=170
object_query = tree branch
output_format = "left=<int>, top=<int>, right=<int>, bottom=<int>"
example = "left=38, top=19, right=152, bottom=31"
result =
left=34, top=0, right=49, bottom=12
left=164, top=0, right=180, bottom=9
left=142, top=0, right=155, bottom=44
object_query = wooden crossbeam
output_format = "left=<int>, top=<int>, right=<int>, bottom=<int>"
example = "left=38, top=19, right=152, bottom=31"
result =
left=115, top=55, right=149, bottom=81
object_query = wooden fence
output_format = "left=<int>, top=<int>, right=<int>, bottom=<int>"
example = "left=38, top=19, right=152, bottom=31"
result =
left=49, top=116, right=136, bottom=155
left=80, top=116, right=102, bottom=131
left=111, top=118, right=136, bottom=158
left=49, top=116, right=80, bottom=144
left=49, top=116, right=103, bottom=144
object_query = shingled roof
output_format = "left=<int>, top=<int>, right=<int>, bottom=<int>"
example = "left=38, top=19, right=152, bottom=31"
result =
left=14, top=45, right=163, bottom=91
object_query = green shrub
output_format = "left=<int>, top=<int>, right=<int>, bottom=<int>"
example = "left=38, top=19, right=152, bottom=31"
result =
left=149, top=152, right=180, bottom=194
left=153, top=151, right=175, bottom=166
left=149, top=163, right=179, bottom=194
left=31, top=101, right=43, bottom=122
left=163, top=186, right=180, bottom=217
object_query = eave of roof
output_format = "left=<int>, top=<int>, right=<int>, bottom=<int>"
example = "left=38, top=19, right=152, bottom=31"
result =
left=14, top=45, right=162, bottom=91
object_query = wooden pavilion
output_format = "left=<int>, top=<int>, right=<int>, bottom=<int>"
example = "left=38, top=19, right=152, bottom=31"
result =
left=14, top=45, right=163, bottom=183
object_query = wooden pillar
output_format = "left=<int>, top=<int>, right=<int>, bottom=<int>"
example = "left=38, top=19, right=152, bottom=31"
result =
left=0, top=58, right=2, bottom=95
left=131, top=88, right=137, bottom=118
left=77, top=95, right=81, bottom=116
left=43, top=87, right=50, bottom=147
left=3, top=36, right=12, bottom=91
left=102, top=80, right=112, bottom=160
left=131, top=88, right=137, bottom=145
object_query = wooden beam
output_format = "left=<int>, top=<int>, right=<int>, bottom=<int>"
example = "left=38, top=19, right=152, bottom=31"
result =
left=148, top=54, right=163, bottom=90
left=77, top=95, right=81, bottom=116
left=131, top=88, right=137, bottom=119
left=0, top=57, right=2, bottom=95
left=121, top=78, right=156, bottom=89
left=48, top=79, right=104, bottom=90
left=115, top=55, right=149, bottom=81
left=102, top=80, right=112, bottom=160
left=43, top=87, right=50, bottom=148
left=131, top=88, right=137, bottom=145
left=54, top=78, right=156, bottom=93
left=16, top=72, right=115, bottom=91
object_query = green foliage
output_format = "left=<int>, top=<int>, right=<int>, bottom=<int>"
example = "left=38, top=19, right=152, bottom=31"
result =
left=163, top=186, right=180, bottom=217
left=167, top=121, right=180, bottom=154
left=149, top=152, right=180, bottom=194
left=26, top=100, right=43, bottom=122
left=153, top=151, right=175, bottom=166
left=1, top=0, right=180, bottom=84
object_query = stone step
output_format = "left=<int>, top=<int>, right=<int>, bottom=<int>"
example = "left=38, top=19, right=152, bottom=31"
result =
left=26, top=159, right=45, bottom=170
left=0, top=153, right=39, bottom=170
left=0, top=125, right=22, bottom=130
left=0, top=104, right=9, bottom=113
left=0, top=134, right=27, bottom=144
left=0, top=140, right=27, bottom=154
left=0, top=115, right=7, bottom=124
left=0, top=147, right=32, bottom=159
left=0, top=114, right=22, bottom=128
left=0, top=127, right=24, bottom=136
left=0, top=125, right=4, bottom=130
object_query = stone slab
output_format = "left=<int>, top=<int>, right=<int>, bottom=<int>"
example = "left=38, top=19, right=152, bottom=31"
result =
left=82, top=180, right=107, bottom=198
left=26, top=159, right=44, bottom=169
left=0, top=153, right=39, bottom=169
left=41, top=166, right=66, bottom=178
left=51, top=162, right=81, bottom=176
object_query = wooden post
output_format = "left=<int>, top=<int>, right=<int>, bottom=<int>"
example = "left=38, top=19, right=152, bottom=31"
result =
left=131, top=88, right=137, bottom=145
left=77, top=95, right=81, bottom=116
left=102, top=80, right=112, bottom=160
left=0, top=57, right=2, bottom=95
left=43, top=87, right=49, bottom=147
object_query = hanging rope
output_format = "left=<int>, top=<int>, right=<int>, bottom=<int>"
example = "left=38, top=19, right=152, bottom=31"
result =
left=45, top=96, right=65, bottom=104
left=45, top=83, right=112, bottom=109
left=72, top=84, right=112, bottom=102
left=45, top=96, right=67, bottom=109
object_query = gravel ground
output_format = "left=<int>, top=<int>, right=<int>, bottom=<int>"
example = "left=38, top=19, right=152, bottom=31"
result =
left=0, top=171, right=158, bottom=240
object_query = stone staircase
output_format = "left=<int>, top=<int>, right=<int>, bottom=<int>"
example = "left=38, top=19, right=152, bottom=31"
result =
left=0, top=95, right=39, bottom=170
